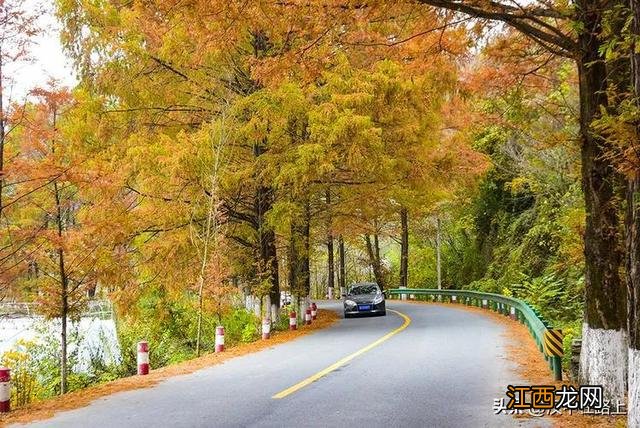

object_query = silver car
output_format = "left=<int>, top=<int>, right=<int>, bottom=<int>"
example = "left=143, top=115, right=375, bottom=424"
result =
left=343, top=282, right=386, bottom=318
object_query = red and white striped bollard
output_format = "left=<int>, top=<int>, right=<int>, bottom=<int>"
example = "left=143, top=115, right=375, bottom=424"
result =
left=262, top=317, right=271, bottom=340
left=0, top=367, right=10, bottom=413
left=289, top=311, right=297, bottom=330
left=305, top=307, right=312, bottom=325
left=311, top=303, right=317, bottom=320
left=137, top=341, right=149, bottom=375
left=215, top=326, right=225, bottom=352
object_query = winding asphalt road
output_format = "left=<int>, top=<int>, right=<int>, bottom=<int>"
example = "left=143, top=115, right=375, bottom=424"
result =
left=16, top=301, right=546, bottom=428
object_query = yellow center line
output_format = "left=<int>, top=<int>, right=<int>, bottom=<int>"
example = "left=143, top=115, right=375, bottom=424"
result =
left=272, top=309, right=411, bottom=399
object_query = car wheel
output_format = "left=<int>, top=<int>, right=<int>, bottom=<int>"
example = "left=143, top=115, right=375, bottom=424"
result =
left=380, top=311, right=386, bottom=316
left=344, top=312, right=351, bottom=319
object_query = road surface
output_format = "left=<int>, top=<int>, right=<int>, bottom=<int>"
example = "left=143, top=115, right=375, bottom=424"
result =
left=15, top=301, right=546, bottom=428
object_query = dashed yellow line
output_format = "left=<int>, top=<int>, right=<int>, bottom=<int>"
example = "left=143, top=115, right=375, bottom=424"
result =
left=272, top=309, right=411, bottom=399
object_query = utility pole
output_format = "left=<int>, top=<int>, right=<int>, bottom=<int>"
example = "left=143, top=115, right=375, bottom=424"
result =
left=436, top=217, right=441, bottom=290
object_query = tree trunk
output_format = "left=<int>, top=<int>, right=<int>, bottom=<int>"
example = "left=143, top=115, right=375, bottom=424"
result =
left=255, top=141, right=279, bottom=312
left=627, top=1, right=640, bottom=423
left=259, top=196, right=280, bottom=312
left=338, top=235, right=346, bottom=293
left=54, top=178, right=68, bottom=395
left=399, top=208, right=409, bottom=289
left=326, top=190, right=335, bottom=298
left=576, top=0, right=627, bottom=399
left=626, top=173, right=640, bottom=426
left=0, top=55, right=5, bottom=222
left=288, top=200, right=311, bottom=299
left=50, top=109, right=69, bottom=395
left=436, top=217, right=442, bottom=290
left=365, top=233, right=386, bottom=290
left=302, top=202, right=311, bottom=298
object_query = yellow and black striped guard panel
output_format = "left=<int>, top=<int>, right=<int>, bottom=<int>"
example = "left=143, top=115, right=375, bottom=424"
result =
left=543, top=329, right=564, bottom=357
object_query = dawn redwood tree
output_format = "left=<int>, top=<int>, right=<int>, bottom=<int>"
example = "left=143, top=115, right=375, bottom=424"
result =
left=414, top=0, right=628, bottom=400
left=0, top=0, right=41, bottom=220
left=13, top=86, right=89, bottom=394
left=0, top=0, right=43, bottom=299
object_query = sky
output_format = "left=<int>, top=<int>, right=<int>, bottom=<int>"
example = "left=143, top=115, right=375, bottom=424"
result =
left=8, top=0, right=77, bottom=102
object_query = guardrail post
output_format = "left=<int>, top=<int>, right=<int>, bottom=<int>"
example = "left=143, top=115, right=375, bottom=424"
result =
left=509, top=306, right=516, bottom=320
left=0, top=367, right=10, bottom=413
left=400, top=286, right=407, bottom=301
left=482, top=299, right=487, bottom=309
left=552, top=356, right=562, bottom=380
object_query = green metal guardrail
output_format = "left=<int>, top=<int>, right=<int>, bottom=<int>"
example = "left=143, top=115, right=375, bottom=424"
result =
left=385, top=288, right=564, bottom=381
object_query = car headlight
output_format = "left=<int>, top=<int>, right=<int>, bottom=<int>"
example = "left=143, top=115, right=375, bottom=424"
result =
left=372, top=295, right=384, bottom=304
left=345, top=299, right=356, bottom=307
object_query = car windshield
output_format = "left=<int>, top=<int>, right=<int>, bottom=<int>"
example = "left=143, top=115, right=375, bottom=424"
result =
left=349, top=284, right=379, bottom=295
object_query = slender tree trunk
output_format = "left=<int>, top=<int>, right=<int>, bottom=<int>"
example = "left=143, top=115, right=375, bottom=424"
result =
left=50, top=109, right=69, bottom=395
left=576, top=0, right=627, bottom=399
left=338, top=235, right=346, bottom=293
left=627, top=1, right=640, bottom=423
left=288, top=200, right=311, bottom=307
left=365, top=233, right=386, bottom=290
left=53, top=179, right=68, bottom=395
left=0, top=55, right=4, bottom=222
left=302, top=201, right=311, bottom=298
left=399, top=208, right=408, bottom=289
left=326, top=190, right=335, bottom=298
left=436, top=217, right=441, bottom=290
left=257, top=187, right=279, bottom=310
left=195, top=182, right=215, bottom=356
left=255, top=142, right=279, bottom=312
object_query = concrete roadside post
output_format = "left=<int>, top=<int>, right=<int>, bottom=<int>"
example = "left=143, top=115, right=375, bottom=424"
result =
left=289, top=310, right=297, bottom=330
left=215, top=326, right=225, bottom=352
left=262, top=317, right=271, bottom=340
left=0, top=367, right=10, bottom=413
left=137, top=341, right=149, bottom=375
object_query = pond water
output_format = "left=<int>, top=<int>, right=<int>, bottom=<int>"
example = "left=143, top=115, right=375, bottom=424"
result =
left=0, top=316, right=121, bottom=370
